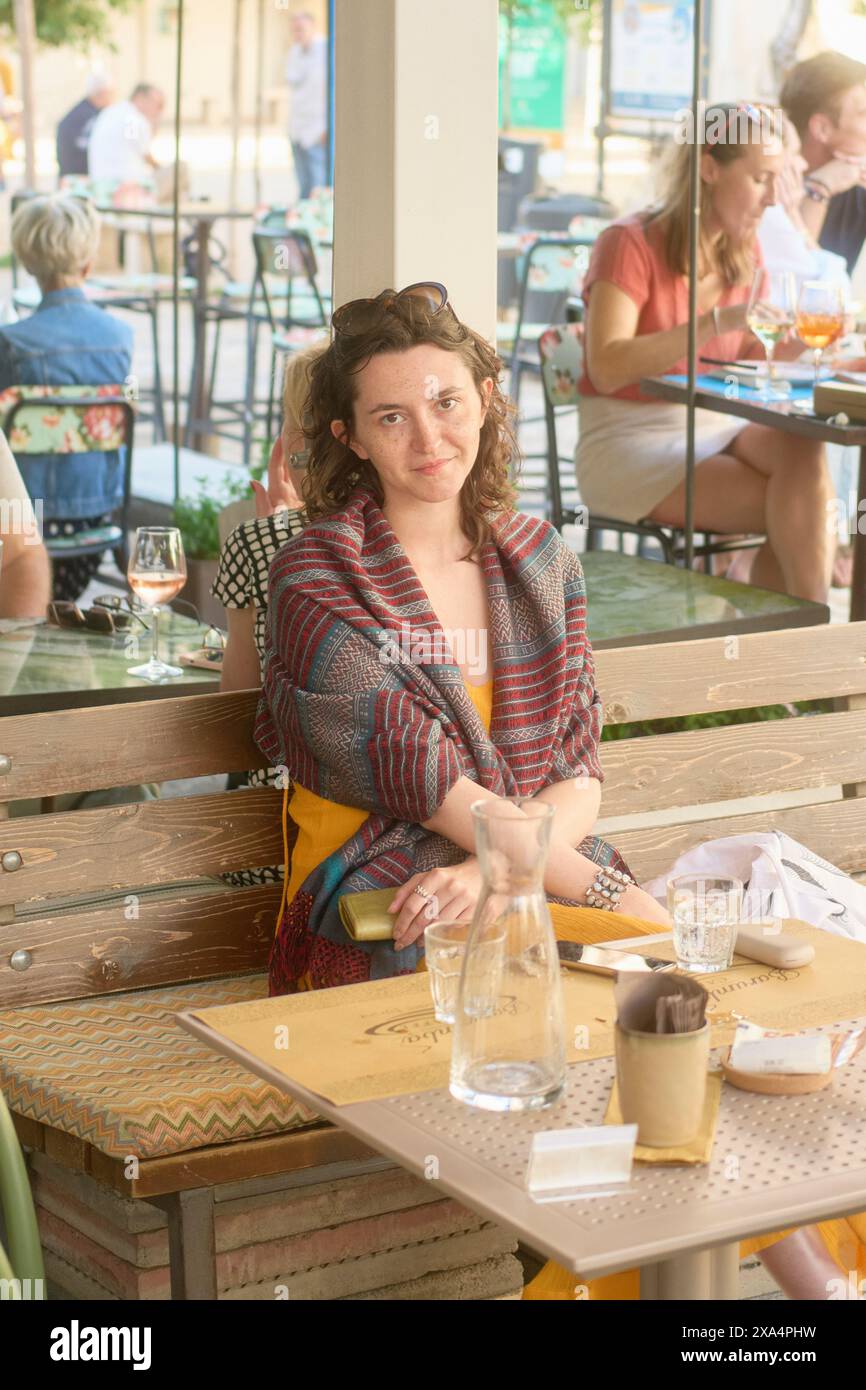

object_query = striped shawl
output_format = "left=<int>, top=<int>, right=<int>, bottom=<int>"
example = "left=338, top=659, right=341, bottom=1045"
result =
left=254, top=487, right=626, bottom=993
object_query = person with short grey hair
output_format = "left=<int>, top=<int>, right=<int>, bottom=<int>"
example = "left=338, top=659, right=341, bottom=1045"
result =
left=0, top=194, right=133, bottom=601
left=87, top=82, right=165, bottom=186
left=11, top=193, right=101, bottom=291
left=56, top=72, right=115, bottom=180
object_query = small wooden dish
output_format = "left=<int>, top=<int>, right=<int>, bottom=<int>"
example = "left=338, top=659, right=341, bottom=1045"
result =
left=720, top=1058, right=832, bottom=1095
left=721, top=1036, right=844, bottom=1095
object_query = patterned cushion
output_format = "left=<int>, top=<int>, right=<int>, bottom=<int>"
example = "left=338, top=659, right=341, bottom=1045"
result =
left=0, top=975, right=319, bottom=1160
left=0, top=385, right=128, bottom=454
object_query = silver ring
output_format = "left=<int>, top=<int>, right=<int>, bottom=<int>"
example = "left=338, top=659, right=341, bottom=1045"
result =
left=413, top=885, right=433, bottom=901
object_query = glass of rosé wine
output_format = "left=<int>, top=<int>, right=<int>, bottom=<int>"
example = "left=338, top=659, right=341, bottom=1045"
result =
left=795, top=280, right=845, bottom=391
left=126, top=526, right=187, bottom=681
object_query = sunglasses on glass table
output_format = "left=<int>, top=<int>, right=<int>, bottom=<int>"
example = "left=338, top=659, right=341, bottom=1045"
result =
left=47, top=599, right=150, bottom=636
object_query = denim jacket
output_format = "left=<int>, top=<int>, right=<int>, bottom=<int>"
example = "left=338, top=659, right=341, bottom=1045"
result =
left=0, top=288, right=134, bottom=519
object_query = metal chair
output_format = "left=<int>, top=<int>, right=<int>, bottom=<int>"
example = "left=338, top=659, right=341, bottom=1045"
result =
left=3, top=386, right=135, bottom=575
left=538, top=323, right=766, bottom=566
left=199, top=223, right=330, bottom=456
left=498, top=237, right=593, bottom=413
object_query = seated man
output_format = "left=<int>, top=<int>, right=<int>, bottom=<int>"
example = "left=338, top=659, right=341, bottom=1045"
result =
left=0, top=194, right=133, bottom=600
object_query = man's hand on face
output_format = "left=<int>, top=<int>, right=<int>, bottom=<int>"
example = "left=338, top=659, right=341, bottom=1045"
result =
left=810, top=153, right=866, bottom=197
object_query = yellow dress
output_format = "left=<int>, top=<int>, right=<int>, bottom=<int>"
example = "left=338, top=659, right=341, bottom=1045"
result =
left=285, top=680, right=495, bottom=904
left=281, top=679, right=866, bottom=1297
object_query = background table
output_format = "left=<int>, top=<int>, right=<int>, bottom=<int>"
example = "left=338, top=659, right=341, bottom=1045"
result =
left=95, top=201, right=255, bottom=452
left=641, top=373, right=866, bottom=621
left=582, top=551, right=827, bottom=648
left=0, top=610, right=218, bottom=715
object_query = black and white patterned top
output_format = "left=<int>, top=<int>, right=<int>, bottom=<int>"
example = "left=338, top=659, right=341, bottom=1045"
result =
left=211, top=509, right=306, bottom=886
left=212, top=509, right=306, bottom=666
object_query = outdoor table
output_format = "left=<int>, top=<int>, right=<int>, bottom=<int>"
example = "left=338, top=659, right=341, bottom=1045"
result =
left=640, top=373, right=866, bottom=622
left=0, top=609, right=218, bottom=716
left=582, top=550, right=828, bottom=648
left=94, top=200, right=256, bottom=452
left=181, top=930, right=866, bottom=1300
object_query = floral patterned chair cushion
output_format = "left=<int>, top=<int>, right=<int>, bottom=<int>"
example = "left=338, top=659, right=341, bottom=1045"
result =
left=0, top=384, right=129, bottom=454
left=538, top=323, right=584, bottom=406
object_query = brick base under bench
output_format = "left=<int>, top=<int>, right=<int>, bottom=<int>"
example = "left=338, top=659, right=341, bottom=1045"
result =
left=30, top=1150, right=523, bottom=1301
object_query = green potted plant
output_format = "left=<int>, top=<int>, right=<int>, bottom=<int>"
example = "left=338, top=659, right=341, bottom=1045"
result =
left=172, top=463, right=265, bottom=627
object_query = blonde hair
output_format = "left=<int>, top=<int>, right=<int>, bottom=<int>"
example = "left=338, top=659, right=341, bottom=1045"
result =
left=12, top=194, right=101, bottom=288
left=281, top=337, right=329, bottom=434
left=647, top=103, right=779, bottom=286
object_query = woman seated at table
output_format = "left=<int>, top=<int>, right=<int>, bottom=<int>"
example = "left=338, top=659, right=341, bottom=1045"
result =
left=577, top=102, right=834, bottom=604
left=254, top=281, right=670, bottom=1002
left=252, top=283, right=865, bottom=1301
left=0, top=193, right=133, bottom=601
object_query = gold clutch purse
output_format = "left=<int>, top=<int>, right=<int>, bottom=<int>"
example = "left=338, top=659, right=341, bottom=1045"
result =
left=338, top=887, right=398, bottom=941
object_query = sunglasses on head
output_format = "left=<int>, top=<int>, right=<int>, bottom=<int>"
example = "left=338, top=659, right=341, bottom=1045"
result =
left=331, top=281, right=453, bottom=337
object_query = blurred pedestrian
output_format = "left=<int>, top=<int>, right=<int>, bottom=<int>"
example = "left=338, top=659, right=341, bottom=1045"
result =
left=285, top=11, right=328, bottom=200
left=56, top=72, right=116, bottom=181
left=88, top=83, right=165, bottom=187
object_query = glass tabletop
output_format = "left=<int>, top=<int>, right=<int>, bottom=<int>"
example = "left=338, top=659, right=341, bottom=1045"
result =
left=582, top=550, right=823, bottom=646
left=0, top=608, right=219, bottom=712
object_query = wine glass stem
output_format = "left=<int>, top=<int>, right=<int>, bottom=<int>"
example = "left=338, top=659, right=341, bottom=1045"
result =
left=152, top=605, right=160, bottom=668
left=814, top=348, right=822, bottom=390
left=765, top=345, right=775, bottom=389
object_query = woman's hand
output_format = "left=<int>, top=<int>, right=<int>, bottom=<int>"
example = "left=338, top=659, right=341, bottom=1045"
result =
left=619, top=883, right=672, bottom=926
left=717, top=301, right=748, bottom=335
left=388, top=857, right=484, bottom=950
left=250, top=436, right=304, bottom=518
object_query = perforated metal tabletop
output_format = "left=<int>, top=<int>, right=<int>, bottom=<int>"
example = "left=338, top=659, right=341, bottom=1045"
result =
left=181, top=1008, right=866, bottom=1296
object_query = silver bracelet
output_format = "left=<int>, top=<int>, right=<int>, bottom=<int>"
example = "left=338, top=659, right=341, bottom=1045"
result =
left=712, top=304, right=722, bottom=337
left=583, top=866, right=635, bottom=912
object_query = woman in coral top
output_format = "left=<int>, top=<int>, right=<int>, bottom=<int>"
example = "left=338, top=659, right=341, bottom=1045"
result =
left=578, top=103, right=834, bottom=603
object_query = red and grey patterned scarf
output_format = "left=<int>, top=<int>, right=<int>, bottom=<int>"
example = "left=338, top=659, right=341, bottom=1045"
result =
left=254, top=487, right=626, bottom=993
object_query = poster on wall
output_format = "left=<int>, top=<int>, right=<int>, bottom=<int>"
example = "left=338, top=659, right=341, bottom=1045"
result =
left=498, top=0, right=567, bottom=132
left=609, top=0, right=708, bottom=119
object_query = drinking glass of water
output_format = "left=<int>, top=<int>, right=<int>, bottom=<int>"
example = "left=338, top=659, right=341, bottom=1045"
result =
left=666, top=875, right=743, bottom=974
left=424, top=919, right=505, bottom=1025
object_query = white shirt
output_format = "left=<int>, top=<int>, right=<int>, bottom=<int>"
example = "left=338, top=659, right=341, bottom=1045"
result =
left=758, top=204, right=852, bottom=297
left=87, top=100, right=153, bottom=185
left=285, top=37, right=327, bottom=149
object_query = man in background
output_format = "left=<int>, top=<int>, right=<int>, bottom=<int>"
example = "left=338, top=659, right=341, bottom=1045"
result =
left=56, top=72, right=115, bottom=181
left=285, top=10, right=328, bottom=200
left=87, top=82, right=165, bottom=187
left=781, top=51, right=866, bottom=275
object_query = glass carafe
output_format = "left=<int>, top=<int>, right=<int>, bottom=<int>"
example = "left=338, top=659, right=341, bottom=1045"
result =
left=449, top=798, right=565, bottom=1112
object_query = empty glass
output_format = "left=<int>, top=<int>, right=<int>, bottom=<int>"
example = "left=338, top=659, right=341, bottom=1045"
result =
left=449, top=799, right=566, bottom=1112
left=424, top=919, right=506, bottom=1025
left=667, top=875, right=743, bottom=974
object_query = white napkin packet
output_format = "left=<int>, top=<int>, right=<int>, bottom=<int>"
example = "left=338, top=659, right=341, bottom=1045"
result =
left=729, top=1020, right=832, bottom=1076
left=525, top=1125, right=637, bottom=1203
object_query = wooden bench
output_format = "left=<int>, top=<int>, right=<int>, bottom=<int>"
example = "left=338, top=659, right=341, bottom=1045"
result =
left=2, top=621, right=865, bottom=1299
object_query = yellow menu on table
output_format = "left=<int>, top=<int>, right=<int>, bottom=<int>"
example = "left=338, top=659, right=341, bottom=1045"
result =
left=177, top=922, right=866, bottom=1108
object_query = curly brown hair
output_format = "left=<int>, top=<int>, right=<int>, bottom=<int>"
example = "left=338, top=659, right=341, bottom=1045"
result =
left=299, top=294, right=519, bottom=557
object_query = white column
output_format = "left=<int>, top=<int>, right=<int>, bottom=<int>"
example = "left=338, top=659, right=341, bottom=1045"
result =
left=333, top=0, right=499, bottom=342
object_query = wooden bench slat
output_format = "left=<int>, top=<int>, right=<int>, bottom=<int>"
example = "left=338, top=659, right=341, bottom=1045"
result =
left=13, top=1113, right=374, bottom=1199
left=0, top=789, right=290, bottom=906
left=0, top=885, right=282, bottom=1007
left=0, top=690, right=267, bottom=798
left=599, top=709, right=866, bottom=817
left=611, top=796, right=866, bottom=884
left=595, top=622, right=866, bottom=723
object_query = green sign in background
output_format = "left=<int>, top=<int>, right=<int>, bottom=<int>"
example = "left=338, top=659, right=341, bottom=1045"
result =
left=498, top=0, right=567, bottom=130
